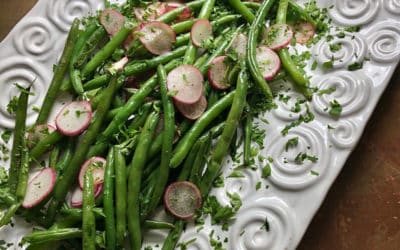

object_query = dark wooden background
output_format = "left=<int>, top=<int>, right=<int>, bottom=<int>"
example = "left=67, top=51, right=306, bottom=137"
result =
left=1, top=1, right=399, bottom=249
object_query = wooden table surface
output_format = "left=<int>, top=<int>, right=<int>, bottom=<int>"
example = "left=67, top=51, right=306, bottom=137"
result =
left=1, top=1, right=399, bottom=249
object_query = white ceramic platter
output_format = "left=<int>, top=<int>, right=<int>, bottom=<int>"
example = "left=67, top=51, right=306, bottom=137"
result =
left=0, top=0, right=399, bottom=249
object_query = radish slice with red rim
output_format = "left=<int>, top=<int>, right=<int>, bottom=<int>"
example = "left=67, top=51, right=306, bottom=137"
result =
left=293, top=21, right=315, bottom=44
left=26, top=124, right=56, bottom=148
left=175, top=95, right=207, bottom=120
left=165, top=3, right=193, bottom=22
left=262, top=23, right=293, bottom=50
left=22, top=168, right=56, bottom=208
left=229, top=33, right=247, bottom=58
left=78, top=157, right=106, bottom=189
left=139, top=21, right=176, bottom=55
left=256, top=46, right=281, bottom=80
left=167, top=64, right=204, bottom=105
left=163, top=181, right=202, bottom=219
left=190, top=19, right=213, bottom=48
left=55, top=101, right=92, bottom=136
left=134, top=3, right=167, bottom=22
left=208, top=56, right=233, bottom=90
left=70, top=185, right=103, bottom=208
left=99, top=9, right=125, bottom=36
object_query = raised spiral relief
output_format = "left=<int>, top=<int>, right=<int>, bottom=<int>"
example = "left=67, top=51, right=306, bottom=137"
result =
left=328, top=119, right=360, bottom=149
left=272, top=92, right=308, bottom=122
left=12, top=17, right=57, bottom=62
left=46, top=0, right=102, bottom=32
left=214, top=168, right=257, bottom=206
left=366, top=20, right=400, bottom=63
left=383, top=0, right=400, bottom=15
left=328, top=0, right=380, bottom=25
left=312, top=32, right=367, bottom=70
left=179, top=228, right=212, bottom=250
left=0, top=56, right=50, bottom=128
left=229, top=196, right=295, bottom=250
left=263, top=124, right=330, bottom=190
left=311, top=71, right=372, bottom=118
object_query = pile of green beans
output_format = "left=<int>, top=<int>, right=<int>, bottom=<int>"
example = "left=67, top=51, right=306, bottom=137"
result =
left=0, top=0, right=322, bottom=248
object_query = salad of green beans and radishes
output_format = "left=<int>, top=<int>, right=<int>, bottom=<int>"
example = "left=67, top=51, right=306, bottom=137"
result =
left=0, top=0, right=339, bottom=249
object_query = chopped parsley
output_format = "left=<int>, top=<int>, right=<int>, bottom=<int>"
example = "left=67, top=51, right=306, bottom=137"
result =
left=329, top=43, right=342, bottom=52
left=1, top=130, right=12, bottom=144
left=310, top=170, right=320, bottom=176
left=281, top=105, right=314, bottom=135
left=318, top=87, right=336, bottom=96
left=6, top=96, right=18, bottom=115
left=328, top=100, right=342, bottom=117
left=261, top=164, right=271, bottom=178
left=294, top=152, right=318, bottom=164
left=285, top=137, right=299, bottom=151
left=322, top=56, right=334, bottom=69
left=260, top=216, right=270, bottom=232
left=348, top=61, right=363, bottom=71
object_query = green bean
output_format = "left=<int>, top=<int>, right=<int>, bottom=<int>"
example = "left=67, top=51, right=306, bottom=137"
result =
left=156, top=0, right=205, bottom=24
left=276, top=0, right=312, bottom=99
left=70, top=69, right=84, bottom=95
left=0, top=202, right=20, bottom=227
left=246, top=0, right=275, bottom=100
left=170, top=91, right=236, bottom=168
left=200, top=67, right=248, bottom=195
left=189, top=132, right=212, bottom=185
left=161, top=220, right=184, bottom=250
left=9, top=85, right=30, bottom=193
left=36, top=19, right=80, bottom=124
left=114, top=147, right=127, bottom=247
left=22, top=228, right=82, bottom=245
left=288, top=0, right=318, bottom=27
left=16, top=141, right=29, bottom=201
left=243, top=108, right=252, bottom=166
left=60, top=207, right=104, bottom=220
left=171, top=19, right=196, bottom=34
left=183, top=0, right=216, bottom=64
left=124, top=46, right=187, bottom=76
left=144, top=220, right=175, bottom=230
left=29, top=131, right=64, bottom=161
left=81, top=25, right=132, bottom=78
left=103, top=147, right=116, bottom=250
left=142, top=65, right=175, bottom=218
left=90, top=76, right=125, bottom=110
left=82, top=74, right=110, bottom=91
left=49, top=145, right=60, bottom=168
left=127, top=111, right=159, bottom=250
left=52, top=76, right=119, bottom=211
left=74, top=26, right=107, bottom=69
left=55, top=138, right=74, bottom=175
left=100, top=60, right=181, bottom=142
left=82, top=171, right=96, bottom=250
left=227, top=0, right=256, bottom=23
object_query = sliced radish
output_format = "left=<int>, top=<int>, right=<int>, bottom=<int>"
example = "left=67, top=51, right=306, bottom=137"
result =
left=208, top=56, right=233, bottom=90
left=167, top=64, right=203, bottom=105
left=165, top=3, right=193, bottom=22
left=134, top=3, right=167, bottom=22
left=55, top=101, right=92, bottom=136
left=99, top=9, right=126, bottom=36
left=229, top=33, right=247, bottom=58
left=256, top=46, right=281, bottom=80
left=293, top=21, right=315, bottom=44
left=78, top=157, right=106, bottom=189
left=138, top=21, right=176, bottom=55
left=26, top=124, right=56, bottom=148
left=190, top=19, right=213, bottom=48
left=262, top=23, right=293, bottom=50
left=163, top=181, right=202, bottom=219
left=107, top=56, right=129, bottom=74
left=70, top=185, right=103, bottom=208
left=22, top=168, right=56, bottom=208
left=175, top=95, right=207, bottom=120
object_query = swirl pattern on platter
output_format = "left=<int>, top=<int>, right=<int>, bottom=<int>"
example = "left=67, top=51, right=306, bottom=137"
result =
left=264, top=125, right=329, bottom=190
left=0, top=56, right=50, bottom=128
left=328, top=0, right=379, bottom=25
left=215, top=169, right=257, bottom=205
left=272, top=92, right=308, bottom=122
left=312, top=32, right=366, bottom=70
left=179, top=228, right=212, bottom=250
left=383, top=0, right=400, bottom=15
left=229, top=196, right=294, bottom=250
left=12, top=17, right=56, bottom=62
left=328, top=119, right=360, bottom=149
left=366, top=20, right=400, bottom=63
left=46, top=0, right=102, bottom=32
left=311, top=71, right=372, bottom=118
